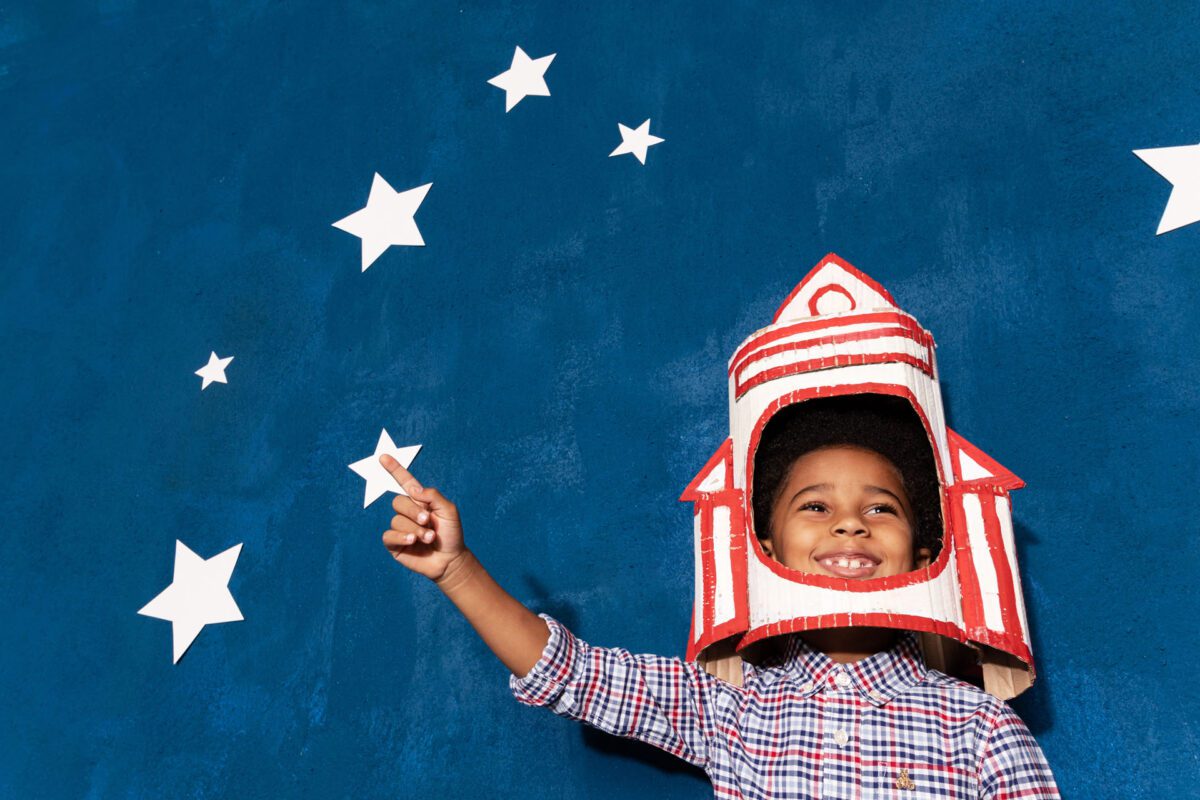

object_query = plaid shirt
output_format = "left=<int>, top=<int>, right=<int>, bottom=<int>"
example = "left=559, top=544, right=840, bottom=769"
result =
left=510, top=613, right=1060, bottom=799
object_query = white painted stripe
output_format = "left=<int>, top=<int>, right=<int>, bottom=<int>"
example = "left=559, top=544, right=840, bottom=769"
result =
left=993, top=494, right=1030, bottom=643
left=737, top=335, right=929, bottom=385
left=963, top=493, right=1004, bottom=631
left=712, top=506, right=735, bottom=626
left=733, top=321, right=892, bottom=370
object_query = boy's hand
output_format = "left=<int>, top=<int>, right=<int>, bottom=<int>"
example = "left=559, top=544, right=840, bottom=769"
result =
left=378, top=454, right=466, bottom=582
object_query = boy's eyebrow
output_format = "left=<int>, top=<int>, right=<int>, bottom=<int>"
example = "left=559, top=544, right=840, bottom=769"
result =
left=864, top=485, right=907, bottom=507
left=786, top=483, right=831, bottom=505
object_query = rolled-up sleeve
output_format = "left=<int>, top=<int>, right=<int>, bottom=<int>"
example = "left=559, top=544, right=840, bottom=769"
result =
left=977, top=703, right=1061, bottom=799
left=509, top=613, right=734, bottom=768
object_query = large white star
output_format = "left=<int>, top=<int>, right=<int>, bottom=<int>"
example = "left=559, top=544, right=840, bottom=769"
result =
left=609, top=119, right=665, bottom=165
left=138, top=540, right=244, bottom=664
left=348, top=429, right=422, bottom=508
left=1133, top=143, right=1200, bottom=234
left=332, top=174, right=432, bottom=271
left=487, top=46, right=556, bottom=112
left=195, top=351, right=234, bottom=390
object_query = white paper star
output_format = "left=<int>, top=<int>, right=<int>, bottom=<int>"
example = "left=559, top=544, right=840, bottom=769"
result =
left=332, top=174, right=432, bottom=271
left=138, top=540, right=244, bottom=664
left=1133, top=143, right=1200, bottom=234
left=609, top=119, right=665, bottom=165
left=487, top=46, right=556, bottom=112
left=195, top=351, right=234, bottom=390
left=348, top=429, right=422, bottom=508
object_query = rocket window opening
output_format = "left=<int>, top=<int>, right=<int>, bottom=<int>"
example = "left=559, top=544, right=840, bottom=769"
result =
left=751, top=393, right=945, bottom=566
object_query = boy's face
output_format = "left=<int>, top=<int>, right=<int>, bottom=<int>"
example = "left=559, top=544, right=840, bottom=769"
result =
left=762, top=445, right=932, bottom=579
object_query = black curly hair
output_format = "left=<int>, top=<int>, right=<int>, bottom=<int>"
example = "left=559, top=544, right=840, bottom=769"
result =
left=751, top=394, right=944, bottom=561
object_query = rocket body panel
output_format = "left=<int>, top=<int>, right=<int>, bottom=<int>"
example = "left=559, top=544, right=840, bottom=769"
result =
left=684, top=254, right=1036, bottom=699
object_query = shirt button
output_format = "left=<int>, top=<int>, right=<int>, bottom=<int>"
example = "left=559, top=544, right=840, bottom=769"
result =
left=834, top=671, right=851, bottom=688
left=799, top=681, right=814, bottom=693
left=869, top=690, right=887, bottom=703
left=833, top=729, right=849, bottom=746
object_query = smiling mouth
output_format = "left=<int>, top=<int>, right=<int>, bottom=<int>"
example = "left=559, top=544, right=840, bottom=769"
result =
left=815, top=555, right=880, bottom=579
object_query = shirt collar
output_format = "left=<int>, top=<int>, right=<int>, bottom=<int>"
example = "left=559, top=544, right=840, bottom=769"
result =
left=778, top=630, right=928, bottom=707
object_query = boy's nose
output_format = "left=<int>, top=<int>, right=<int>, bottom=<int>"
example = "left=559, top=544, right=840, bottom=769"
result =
left=831, top=515, right=868, bottom=536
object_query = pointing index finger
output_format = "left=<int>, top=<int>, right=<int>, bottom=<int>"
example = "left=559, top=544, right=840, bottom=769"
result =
left=378, top=453, right=424, bottom=497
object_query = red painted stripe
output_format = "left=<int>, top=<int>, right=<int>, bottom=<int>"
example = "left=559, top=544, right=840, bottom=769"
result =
left=949, top=486, right=987, bottom=636
left=701, top=506, right=715, bottom=635
left=729, top=310, right=923, bottom=373
left=736, top=351, right=933, bottom=398
left=978, top=489, right=1021, bottom=637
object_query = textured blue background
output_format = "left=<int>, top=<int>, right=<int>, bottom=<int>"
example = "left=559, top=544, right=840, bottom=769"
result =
left=3, top=1, right=1199, bottom=797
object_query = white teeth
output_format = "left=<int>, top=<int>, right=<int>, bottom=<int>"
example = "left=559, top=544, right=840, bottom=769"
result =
left=825, top=557, right=873, bottom=570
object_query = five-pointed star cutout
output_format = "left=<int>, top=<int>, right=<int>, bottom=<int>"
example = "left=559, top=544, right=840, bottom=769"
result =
left=195, top=351, right=234, bottom=390
left=1133, top=143, right=1200, bottom=234
left=138, top=540, right=244, bottom=663
left=332, top=174, right=432, bottom=271
left=487, top=46, right=556, bottom=112
left=348, top=429, right=422, bottom=508
left=609, top=119, right=665, bottom=165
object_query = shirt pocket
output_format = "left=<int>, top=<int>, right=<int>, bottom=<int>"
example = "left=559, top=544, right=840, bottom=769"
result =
left=862, top=762, right=976, bottom=799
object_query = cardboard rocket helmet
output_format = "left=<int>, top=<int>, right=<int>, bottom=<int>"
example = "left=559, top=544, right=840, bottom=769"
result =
left=681, top=254, right=1036, bottom=700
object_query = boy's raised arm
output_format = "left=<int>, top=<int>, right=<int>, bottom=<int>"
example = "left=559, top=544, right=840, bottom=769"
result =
left=378, top=455, right=733, bottom=770
left=435, top=551, right=551, bottom=677
left=378, top=454, right=549, bottom=677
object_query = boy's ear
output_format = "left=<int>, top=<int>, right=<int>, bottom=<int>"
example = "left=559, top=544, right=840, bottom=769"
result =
left=915, top=546, right=933, bottom=570
left=760, top=537, right=776, bottom=560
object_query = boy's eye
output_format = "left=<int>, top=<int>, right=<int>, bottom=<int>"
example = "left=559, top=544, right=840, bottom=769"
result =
left=866, top=503, right=898, bottom=516
left=798, top=501, right=827, bottom=513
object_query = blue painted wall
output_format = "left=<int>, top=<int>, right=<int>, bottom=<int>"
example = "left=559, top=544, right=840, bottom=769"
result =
left=3, top=2, right=1198, bottom=797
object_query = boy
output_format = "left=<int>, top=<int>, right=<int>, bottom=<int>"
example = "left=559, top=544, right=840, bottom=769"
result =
left=375, top=397, right=1060, bottom=797
left=377, top=255, right=1061, bottom=797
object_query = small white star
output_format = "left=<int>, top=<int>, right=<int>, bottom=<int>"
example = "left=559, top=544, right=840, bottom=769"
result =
left=609, top=119, right=665, bottom=165
left=332, top=174, right=432, bottom=271
left=348, top=429, right=422, bottom=508
left=1133, top=143, right=1200, bottom=234
left=195, top=351, right=234, bottom=390
left=487, top=46, right=556, bottom=112
left=138, top=540, right=244, bottom=664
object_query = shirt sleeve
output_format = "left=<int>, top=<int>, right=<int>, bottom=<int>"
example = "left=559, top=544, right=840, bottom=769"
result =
left=509, top=612, right=735, bottom=769
left=977, top=702, right=1061, bottom=799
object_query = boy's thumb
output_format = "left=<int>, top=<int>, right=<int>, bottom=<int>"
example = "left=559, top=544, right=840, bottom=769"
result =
left=412, top=485, right=456, bottom=517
